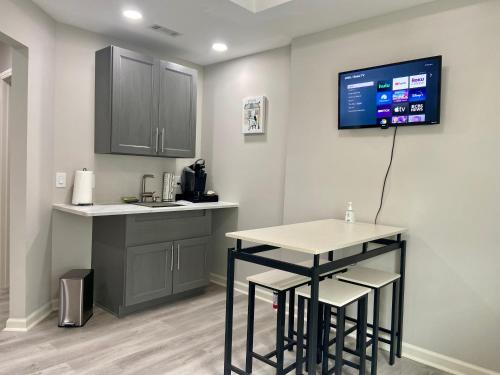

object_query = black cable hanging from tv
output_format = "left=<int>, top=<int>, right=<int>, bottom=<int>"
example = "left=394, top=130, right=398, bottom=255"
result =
left=374, top=125, right=398, bottom=224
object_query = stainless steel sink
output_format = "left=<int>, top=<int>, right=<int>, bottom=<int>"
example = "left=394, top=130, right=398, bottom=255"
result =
left=133, top=202, right=183, bottom=208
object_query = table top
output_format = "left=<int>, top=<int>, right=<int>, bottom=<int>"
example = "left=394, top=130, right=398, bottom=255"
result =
left=53, top=201, right=238, bottom=217
left=226, top=219, right=406, bottom=255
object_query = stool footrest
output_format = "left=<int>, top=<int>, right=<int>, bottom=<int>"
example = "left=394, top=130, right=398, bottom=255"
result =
left=260, top=340, right=295, bottom=359
left=342, top=346, right=373, bottom=361
left=331, top=311, right=396, bottom=336
left=327, top=353, right=361, bottom=370
left=251, top=352, right=296, bottom=374
left=230, top=365, right=248, bottom=375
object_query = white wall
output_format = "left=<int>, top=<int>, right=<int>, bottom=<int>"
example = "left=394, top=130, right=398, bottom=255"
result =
left=52, top=23, right=205, bottom=205
left=283, top=0, right=500, bottom=372
left=0, top=0, right=56, bottom=327
left=202, top=46, right=290, bottom=280
left=0, top=42, right=11, bottom=289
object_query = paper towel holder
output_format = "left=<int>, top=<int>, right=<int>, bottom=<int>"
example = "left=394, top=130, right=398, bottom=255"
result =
left=72, top=168, right=94, bottom=206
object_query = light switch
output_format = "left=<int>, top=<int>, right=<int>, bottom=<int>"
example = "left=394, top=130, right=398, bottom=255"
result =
left=56, top=172, right=66, bottom=188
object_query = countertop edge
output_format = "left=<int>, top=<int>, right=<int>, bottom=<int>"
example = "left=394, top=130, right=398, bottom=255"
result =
left=53, top=202, right=239, bottom=217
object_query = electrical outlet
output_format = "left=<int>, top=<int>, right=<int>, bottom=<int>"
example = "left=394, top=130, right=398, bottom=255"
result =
left=55, top=172, right=66, bottom=188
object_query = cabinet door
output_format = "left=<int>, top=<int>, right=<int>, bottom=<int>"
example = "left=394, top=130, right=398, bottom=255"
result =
left=125, top=242, right=173, bottom=306
left=111, top=47, right=159, bottom=155
left=173, top=237, right=209, bottom=294
left=158, top=61, right=197, bottom=158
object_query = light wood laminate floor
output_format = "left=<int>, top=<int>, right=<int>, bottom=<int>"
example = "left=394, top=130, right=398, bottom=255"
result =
left=0, top=285, right=449, bottom=374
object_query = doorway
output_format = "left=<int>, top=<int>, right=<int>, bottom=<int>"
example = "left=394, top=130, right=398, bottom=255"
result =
left=0, top=41, right=12, bottom=328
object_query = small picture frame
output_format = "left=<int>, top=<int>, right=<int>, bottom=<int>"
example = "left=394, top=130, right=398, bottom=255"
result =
left=242, top=96, right=267, bottom=134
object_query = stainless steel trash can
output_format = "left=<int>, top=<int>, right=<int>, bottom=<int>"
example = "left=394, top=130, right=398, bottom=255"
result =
left=58, top=269, right=94, bottom=327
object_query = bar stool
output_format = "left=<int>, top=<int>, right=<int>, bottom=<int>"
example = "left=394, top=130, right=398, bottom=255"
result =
left=295, top=279, right=371, bottom=375
left=245, top=266, right=311, bottom=374
left=336, top=267, right=400, bottom=375
left=245, top=259, right=340, bottom=374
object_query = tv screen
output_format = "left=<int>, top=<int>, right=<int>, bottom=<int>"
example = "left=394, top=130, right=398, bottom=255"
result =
left=338, top=56, right=442, bottom=129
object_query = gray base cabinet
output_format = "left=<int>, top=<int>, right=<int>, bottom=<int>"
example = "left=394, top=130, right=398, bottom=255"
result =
left=92, top=210, right=211, bottom=317
left=173, top=237, right=210, bottom=294
left=95, top=46, right=197, bottom=158
left=125, top=241, right=173, bottom=306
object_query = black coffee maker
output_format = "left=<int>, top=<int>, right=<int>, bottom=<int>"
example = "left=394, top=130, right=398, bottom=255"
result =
left=177, top=159, right=218, bottom=203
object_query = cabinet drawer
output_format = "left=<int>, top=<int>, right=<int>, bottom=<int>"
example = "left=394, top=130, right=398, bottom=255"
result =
left=125, top=210, right=211, bottom=245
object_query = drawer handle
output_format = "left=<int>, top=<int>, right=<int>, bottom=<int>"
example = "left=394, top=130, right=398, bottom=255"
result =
left=170, top=244, right=174, bottom=272
left=177, top=244, right=180, bottom=270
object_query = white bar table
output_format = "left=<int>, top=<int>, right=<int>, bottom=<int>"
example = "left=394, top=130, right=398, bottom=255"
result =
left=223, top=219, right=406, bottom=375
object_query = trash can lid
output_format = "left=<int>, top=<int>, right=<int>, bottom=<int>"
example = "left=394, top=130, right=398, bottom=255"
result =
left=60, top=269, right=93, bottom=280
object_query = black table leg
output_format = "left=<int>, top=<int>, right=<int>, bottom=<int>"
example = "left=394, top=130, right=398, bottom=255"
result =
left=296, top=296, right=305, bottom=375
left=245, top=282, right=256, bottom=373
left=372, top=289, right=381, bottom=375
left=317, top=302, right=324, bottom=364
left=307, top=255, right=320, bottom=374
left=335, top=306, right=345, bottom=375
left=276, top=291, right=286, bottom=374
left=356, top=301, right=362, bottom=353
left=322, top=305, right=331, bottom=374
left=390, top=280, right=399, bottom=365
left=224, top=246, right=237, bottom=375
left=397, top=240, right=406, bottom=358
left=359, top=296, right=368, bottom=375
left=288, top=289, right=295, bottom=351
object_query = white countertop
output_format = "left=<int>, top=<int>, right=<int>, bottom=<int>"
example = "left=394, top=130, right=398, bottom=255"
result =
left=226, top=219, right=406, bottom=255
left=53, top=200, right=239, bottom=217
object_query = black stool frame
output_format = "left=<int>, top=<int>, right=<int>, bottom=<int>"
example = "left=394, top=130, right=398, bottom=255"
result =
left=331, top=277, right=400, bottom=375
left=245, top=282, right=298, bottom=374
left=224, top=236, right=406, bottom=375
left=296, top=294, right=369, bottom=375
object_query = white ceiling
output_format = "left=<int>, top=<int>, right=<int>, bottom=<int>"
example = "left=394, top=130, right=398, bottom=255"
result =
left=33, top=0, right=436, bottom=66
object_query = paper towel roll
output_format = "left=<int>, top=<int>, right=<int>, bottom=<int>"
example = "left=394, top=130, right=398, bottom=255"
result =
left=72, top=169, right=94, bottom=205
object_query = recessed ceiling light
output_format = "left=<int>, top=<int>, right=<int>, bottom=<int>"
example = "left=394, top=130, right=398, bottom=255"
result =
left=212, top=43, right=228, bottom=52
left=123, top=9, right=143, bottom=20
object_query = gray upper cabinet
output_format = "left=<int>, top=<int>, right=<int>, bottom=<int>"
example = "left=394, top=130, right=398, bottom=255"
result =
left=95, top=46, right=197, bottom=158
left=158, top=61, right=197, bottom=158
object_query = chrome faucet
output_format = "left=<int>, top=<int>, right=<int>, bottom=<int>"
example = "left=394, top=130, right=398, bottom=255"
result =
left=141, top=174, right=155, bottom=202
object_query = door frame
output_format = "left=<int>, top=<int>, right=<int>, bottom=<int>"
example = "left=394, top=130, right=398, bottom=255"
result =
left=0, top=68, right=11, bottom=289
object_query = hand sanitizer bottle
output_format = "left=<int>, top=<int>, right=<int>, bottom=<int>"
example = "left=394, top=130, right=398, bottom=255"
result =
left=345, top=202, right=355, bottom=223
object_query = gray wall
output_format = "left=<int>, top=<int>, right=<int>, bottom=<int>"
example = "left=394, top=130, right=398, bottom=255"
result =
left=284, top=0, right=500, bottom=372
left=202, top=46, right=291, bottom=281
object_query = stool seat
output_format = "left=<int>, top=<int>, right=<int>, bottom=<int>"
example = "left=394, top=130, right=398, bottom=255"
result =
left=296, top=279, right=370, bottom=307
left=336, top=267, right=400, bottom=288
left=247, top=259, right=330, bottom=291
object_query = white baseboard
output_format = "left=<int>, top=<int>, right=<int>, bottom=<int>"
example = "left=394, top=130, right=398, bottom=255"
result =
left=209, top=273, right=499, bottom=375
left=3, top=300, right=52, bottom=332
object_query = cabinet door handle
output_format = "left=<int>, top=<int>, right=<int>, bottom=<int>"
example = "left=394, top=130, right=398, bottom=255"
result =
left=155, top=128, right=159, bottom=153
left=177, top=244, right=180, bottom=270
left=170, top=244, right=174, bottom=272
left=161, top=129, right=165, bottom=153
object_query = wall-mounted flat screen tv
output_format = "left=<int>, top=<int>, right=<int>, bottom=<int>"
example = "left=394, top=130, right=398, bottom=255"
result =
left=338, top=56, right=442, bottom=129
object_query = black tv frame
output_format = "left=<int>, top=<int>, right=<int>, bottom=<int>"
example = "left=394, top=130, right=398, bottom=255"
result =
left=338, top=55, right=442, bottom=130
